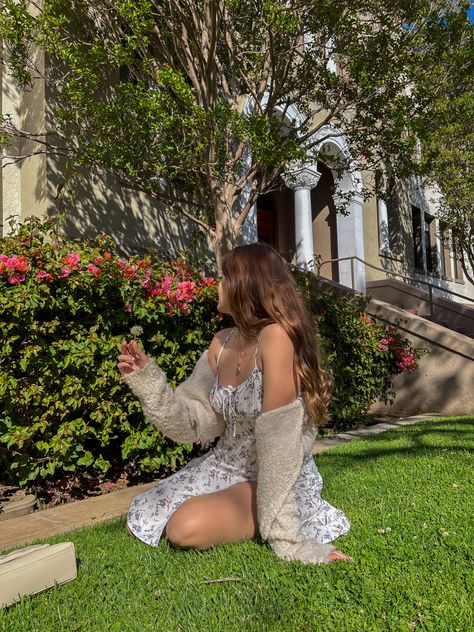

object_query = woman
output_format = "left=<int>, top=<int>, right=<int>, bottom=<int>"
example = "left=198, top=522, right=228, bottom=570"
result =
left=118, top=243, right=351, bottom=564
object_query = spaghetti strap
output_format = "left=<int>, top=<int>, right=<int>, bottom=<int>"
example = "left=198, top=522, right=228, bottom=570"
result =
left=254, top=331, right=262, bottom=369
left=216, top=328, right=235, bottom=374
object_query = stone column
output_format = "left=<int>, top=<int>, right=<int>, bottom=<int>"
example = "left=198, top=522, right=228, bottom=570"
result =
left=335, top=192, right=366, bottom=291
left=377, top=197, right=390, bottom=252
left=283, top=165, right=321, bottom=270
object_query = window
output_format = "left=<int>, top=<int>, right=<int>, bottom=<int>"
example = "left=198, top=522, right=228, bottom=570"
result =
left=439, top=223, right=453, bottom=281
left=453, top=247, right=464, bottom=283
left=411, top=205, right=423, bottom=271
left=424, top=214, right=438, bottom=275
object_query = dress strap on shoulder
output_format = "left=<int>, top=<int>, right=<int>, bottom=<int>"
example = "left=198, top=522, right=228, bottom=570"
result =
left=254, top=330, right=262, bottom=368
left=216, top=328, right=235, bottom=372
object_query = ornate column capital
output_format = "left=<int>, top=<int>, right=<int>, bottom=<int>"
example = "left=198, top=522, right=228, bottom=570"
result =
left=282, top=164, right=321, bottom=191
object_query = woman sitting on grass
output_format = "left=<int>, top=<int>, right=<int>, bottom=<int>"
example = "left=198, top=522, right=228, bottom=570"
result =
left=118, top=242, right=351, bottom=564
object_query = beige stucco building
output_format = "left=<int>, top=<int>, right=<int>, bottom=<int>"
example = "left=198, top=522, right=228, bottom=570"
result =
left=2, top=52, right=474, bottom=416
left=2, top=49, right=474, bottom=306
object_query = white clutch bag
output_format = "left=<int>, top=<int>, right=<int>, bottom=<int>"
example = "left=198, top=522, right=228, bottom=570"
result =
left=0, top=542, right=77, bottom=608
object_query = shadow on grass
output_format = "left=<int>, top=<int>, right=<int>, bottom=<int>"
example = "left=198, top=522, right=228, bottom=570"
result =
left=316, top=418, right=474, bottom=473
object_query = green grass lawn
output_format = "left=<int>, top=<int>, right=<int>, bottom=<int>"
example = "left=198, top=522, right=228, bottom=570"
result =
left=1, top=416, right=473, bottom=632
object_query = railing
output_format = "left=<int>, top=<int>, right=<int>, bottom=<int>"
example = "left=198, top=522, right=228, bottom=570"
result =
left=318, top=255, right=474, bottom=322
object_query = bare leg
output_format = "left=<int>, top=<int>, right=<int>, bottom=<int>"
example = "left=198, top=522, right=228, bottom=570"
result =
left=164, top=481, right=259, bottom=550
left=164, top=481, right=353, bottom=562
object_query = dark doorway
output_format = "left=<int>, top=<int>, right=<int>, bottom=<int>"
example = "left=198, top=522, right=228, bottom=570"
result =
left=257, top=193, right=278, bottom=248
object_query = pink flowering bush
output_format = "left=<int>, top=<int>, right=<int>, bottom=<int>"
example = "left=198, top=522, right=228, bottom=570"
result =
left=294, top=273, right=426, bottom=430
left=0, top=216, right=222, bottom=486
left=0, top=216, right=425, bottom=486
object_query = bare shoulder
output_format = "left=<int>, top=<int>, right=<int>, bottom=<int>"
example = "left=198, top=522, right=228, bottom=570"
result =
left=260, top=322, right=293, bottom=346
left=260, top=323, right=295, bottom=360
left=208, top=328, right=234, bottom=372
left=213, top=327, right=234, bottom=343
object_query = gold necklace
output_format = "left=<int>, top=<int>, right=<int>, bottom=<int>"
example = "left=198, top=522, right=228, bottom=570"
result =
left=235, top=331, right=244, bottom=376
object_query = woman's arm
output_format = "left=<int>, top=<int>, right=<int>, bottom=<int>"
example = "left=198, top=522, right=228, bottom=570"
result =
left=119, top=339, right=225, bottom=444
left=260, top=323, right=299, bottom=412
left=255, top=325, right=335, bottom=563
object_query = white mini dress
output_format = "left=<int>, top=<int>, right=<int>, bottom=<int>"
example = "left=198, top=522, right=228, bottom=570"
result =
left=127, top=329, right=350, bottom=547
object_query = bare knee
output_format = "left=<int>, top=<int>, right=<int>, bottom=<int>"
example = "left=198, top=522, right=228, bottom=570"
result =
left=165, top=503, right=205, bottom=549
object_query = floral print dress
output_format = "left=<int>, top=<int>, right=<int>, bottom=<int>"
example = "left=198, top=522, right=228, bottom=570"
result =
left=126, top=328, right=350, bottom=547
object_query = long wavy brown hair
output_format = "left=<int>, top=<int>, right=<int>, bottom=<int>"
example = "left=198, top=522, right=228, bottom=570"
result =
left=221, top=242, right=332, bottom=427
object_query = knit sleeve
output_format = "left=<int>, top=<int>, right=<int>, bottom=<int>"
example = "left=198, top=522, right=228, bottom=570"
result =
left=122, top=351, right=225, bottom=444
left=255, top=398, right=335, bottom=564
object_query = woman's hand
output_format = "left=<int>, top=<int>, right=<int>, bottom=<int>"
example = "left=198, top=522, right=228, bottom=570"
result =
left=118, top=339, right=150, bottom=376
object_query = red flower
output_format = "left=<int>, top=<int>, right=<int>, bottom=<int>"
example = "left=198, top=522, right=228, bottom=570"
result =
left=87, top=264, right=101, bottom=278
left=63, top=252, right=80, bottom=267
left=8, top=273, right=26, bottom=285
left=36, top=270, right=53, bottom=283
left=176, top=280, right=195, bottom=302
left=1, top=255, right=30, bottom=271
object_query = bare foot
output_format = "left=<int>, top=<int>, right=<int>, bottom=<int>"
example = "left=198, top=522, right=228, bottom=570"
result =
left=326, top=549, right=354, bottom=563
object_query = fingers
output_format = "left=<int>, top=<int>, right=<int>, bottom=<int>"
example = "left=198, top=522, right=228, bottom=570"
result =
left=118, top=362, right=133, bottom=375
left=118, top=339, right=149, bottom=375
left=326, top=550, right=354, bottom=563
left=129, top=339, right=146, bottom=359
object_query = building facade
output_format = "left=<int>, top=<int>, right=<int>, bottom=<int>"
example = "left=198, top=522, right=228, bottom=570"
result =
left=2, top=56, right=473, bottom=307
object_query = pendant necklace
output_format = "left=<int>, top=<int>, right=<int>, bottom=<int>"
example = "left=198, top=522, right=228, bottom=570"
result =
left=235, top=332, right=244, bottom=376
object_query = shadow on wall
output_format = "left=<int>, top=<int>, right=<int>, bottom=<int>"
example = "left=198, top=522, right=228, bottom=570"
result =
left=370, top=327, right=474, bottom=417
left=45, top=155, right=216, bottom=268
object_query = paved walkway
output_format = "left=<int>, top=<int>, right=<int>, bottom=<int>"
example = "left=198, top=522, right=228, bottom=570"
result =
left=0, top=414, right=440, bottom=551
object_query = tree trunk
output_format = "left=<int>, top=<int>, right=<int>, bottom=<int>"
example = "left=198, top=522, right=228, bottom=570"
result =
left=213, top=196, right=235, bottom=274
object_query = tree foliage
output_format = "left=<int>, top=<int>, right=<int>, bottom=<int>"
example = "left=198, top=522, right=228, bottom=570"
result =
left=0, top=0, right=472, bottom=266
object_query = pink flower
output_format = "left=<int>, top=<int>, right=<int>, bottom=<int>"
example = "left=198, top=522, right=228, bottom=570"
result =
left=200, top=277, right=216, bottom=287
left=176, top=280, right=195, bottom=302
left=362, top=314, right=373, bottom=325
left=117, top=260, right=127, bottom=270
left=397, top=353, right=417, bottom=373
left=161, top=275, right=173, bottom=291
left=106, top=482, right=116, bottom=490
left=124, top=304, right=132, bottom=313
left=178, top=302, right=189, bottom=314
left=64, top=252, right=80, bottom=267
left=2, top=255, right=30, bottom=271
left=8, top=273, right=26, bottom=284
left=59, top=266, right=71, bottom=278
left=87, top=264, right=101, bottom=278
left=378, top=343, right=388, bottom=351
left=147, top=285, right=163, bottom=298
left=36, top=270, right=53, bottom=283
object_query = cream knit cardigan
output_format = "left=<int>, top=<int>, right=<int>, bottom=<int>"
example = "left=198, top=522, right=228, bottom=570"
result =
left=123, top=350, right=336, bottom=564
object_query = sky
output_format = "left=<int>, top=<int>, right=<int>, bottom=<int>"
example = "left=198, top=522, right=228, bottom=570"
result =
left=469, top=4, right=474, bottom=21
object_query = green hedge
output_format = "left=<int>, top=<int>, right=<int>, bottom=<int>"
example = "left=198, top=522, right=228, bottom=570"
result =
left=294, top=272, right=424, bottom=429
left=0, top=217, right=222, bottom=486
left=0, top=217, right=423, bottom=486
